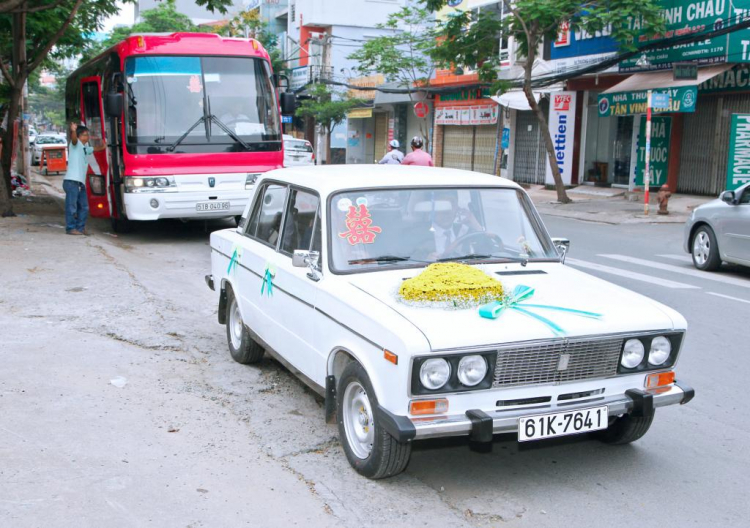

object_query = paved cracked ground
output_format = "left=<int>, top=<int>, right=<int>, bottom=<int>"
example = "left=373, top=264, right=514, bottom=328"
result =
left=1, top=194, right=745, bottom=528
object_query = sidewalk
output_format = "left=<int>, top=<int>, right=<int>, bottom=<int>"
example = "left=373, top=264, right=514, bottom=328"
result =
left=525, top=185, right=714, bottom=225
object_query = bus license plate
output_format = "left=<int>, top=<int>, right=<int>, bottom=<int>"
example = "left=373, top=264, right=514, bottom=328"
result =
left=518, top=406, right=608, bottom=442
left=196, top=201, right=230, bottom=212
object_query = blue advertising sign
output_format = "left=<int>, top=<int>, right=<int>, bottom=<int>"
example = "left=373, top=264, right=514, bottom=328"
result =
left=651, top=92, right=671, bottom=109
left=281, top=115, right=293, bottom=124
left=549, top=22, right=619, bottom=60
left=501, top=128, right=510, bottom=149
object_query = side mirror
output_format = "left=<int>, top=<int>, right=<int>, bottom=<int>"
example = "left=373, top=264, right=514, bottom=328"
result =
left=551, top=237, right=570, bottom=264
left=105, top=92, right=123, bottom=116
left=293, top=250, right=321, bottom=281
left=720, top=190, right=736, bottom=204
left=280, top=92, right=296, bottom=116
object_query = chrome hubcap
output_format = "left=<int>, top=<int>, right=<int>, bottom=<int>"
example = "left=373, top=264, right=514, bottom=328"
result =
left=229, top=298, right=243, bottom=349
left=693, top=232, right=710, bottom=265
left=343, top=381, right=374, bottom=459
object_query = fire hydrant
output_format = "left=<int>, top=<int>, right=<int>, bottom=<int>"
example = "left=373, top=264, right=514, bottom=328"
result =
left=657, top=184, right=672, bottom=215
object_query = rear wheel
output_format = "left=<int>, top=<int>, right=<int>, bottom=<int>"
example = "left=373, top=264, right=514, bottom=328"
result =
left=595, top=412, right=654, bottom=445
left=337, top=362, right=411, bottom=479
left=692, top=225, right=721, bottom=271
left=225, top=289, right=264, bottom=364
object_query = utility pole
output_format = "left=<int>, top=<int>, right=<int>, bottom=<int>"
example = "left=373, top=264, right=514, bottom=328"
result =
left=644, top=90, right=652, bottom=216
left=13, top=5, right=30, bottom=180
left=315, top=32, right=332, bottom=165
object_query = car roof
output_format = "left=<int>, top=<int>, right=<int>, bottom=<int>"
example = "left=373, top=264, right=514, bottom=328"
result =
left=260, top=165, right=523, bottom=195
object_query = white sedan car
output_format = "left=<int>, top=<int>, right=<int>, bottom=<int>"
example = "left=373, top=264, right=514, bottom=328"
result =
left=207, top=166, right=694, bottom=479
left=32, top=134, right=67, bottom=165
left=283, top=134, right=314, bottom=167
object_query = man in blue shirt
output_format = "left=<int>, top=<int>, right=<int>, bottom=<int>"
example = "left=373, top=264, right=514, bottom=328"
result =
left=63, top=123, right=105, bottom=235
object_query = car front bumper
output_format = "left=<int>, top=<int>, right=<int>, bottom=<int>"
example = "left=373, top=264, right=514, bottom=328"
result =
left=376, top=381, right=694, bottom=443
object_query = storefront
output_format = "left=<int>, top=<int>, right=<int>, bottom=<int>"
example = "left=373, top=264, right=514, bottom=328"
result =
left=431, top=77, right=501, bottom=175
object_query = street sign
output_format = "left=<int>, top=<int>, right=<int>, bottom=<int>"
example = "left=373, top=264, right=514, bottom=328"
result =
left=413, top=101, right=429, bottom=118
left=281, top=115, right=293, bottom=124
left=674, top=62, right=698, bottom=81
left=501, top=127, right=510, bottom=149
left=651, top=93, right=671, bottom=110
left=598, top=86, right=696, bottom=116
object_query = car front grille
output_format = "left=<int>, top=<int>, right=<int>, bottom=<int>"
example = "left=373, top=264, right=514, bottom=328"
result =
left=492, top=337, right=623, bottom=388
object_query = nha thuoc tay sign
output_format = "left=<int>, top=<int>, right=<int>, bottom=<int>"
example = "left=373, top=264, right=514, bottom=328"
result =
left=597, top=86, right=697, bottom=116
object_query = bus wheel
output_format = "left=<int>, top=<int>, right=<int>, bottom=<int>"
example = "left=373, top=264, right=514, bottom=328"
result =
left=111, top=217, right=134, bottom=233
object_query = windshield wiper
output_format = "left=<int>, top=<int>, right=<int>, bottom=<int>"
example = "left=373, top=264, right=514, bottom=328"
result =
left=437, top=253, right=494, bottom=262
left=208, top=114, right=252, bottom=151
left=167, top=114, right=252, bottom=153
left=348, top=255, right=426, bottom=265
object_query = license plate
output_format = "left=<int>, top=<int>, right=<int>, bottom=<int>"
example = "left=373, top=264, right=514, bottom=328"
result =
left=518, top=406, right=608, bottom=442
left=196, top=201, right=230, bottom=212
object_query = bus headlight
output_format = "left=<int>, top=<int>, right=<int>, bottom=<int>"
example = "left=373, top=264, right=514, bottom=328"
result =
left=125, top=176, right=176, bottom=193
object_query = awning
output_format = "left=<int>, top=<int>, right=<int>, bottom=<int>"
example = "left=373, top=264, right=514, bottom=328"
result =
left=491, top=91, right=542, bottom=111
left=602, top=63, right=734, bottom=94
left=597, top=64, right=734, bottom=117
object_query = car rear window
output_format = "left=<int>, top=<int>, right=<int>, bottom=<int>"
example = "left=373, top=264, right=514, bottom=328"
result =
left=285, top=140, right=313, bottom=153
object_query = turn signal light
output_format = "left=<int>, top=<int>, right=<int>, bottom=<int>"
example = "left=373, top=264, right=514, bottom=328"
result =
left=409, top=399, right=449, bottom=416
left=383, top=349, right=398, bottom=365
left=645, top=371, right=675, bottom=389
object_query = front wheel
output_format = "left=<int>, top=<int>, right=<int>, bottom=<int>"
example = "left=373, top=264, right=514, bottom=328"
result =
left=225, top=289, right=264, bottom=364
left=337, top=362, right=411, bottom=479
left=692, top=225, right=721, bottom=271
left=594, top=412, right=654, bottom=445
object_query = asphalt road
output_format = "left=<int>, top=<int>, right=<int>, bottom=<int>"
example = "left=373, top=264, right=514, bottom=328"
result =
left=2, top=201, right=748, bottom=528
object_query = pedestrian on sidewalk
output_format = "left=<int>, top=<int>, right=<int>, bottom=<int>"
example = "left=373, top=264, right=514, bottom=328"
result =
left=378, top=139, right=404, bottom=165
left=401, top=136, right=433, bottom=167
left=63, top=122, right=105, bottom=235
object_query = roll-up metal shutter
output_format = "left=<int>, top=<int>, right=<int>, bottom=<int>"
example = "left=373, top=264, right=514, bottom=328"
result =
left=513, top=110, right=546, bottom=185
left=442, top=126, right=474, bottom=170
left=679, top=94, right=750, bottom=195
left=473, top=125, right=498, bottom=174
left=374, top=113, right=388, bottom=163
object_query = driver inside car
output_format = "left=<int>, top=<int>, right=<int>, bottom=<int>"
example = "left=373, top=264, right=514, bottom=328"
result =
left=415, top=191, right=483, bottom=260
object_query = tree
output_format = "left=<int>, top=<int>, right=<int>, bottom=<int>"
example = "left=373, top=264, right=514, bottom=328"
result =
left=218, top=8, right=285, bottom=74
left=295, top=84, right=362, bottom=164
left=0, top=0, right=232, bottom=217
left=423, top=0, right=664, bottom=203
left=348, top=6, right=435, bottom=145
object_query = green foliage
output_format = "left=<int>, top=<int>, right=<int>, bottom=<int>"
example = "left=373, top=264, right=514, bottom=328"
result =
left=425, top=0, right=666, bottom=83
left=295, top=84, right=362, bottom=134
left=348, top=6, right=435, bottom=88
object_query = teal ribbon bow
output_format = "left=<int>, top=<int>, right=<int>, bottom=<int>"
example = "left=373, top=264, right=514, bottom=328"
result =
left=227, top=247, right=241, bottom=275
left=478, top=284, right=602, bottom=336
left=261, top=265, right=275, bottom=297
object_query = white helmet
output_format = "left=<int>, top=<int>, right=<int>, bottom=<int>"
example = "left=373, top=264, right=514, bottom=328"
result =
left=389, top=139, right=400, bottom=148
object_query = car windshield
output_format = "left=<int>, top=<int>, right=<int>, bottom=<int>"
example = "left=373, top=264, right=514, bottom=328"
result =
left=285, top=140, right=312, bottom=152
left=124, top=55, right=281, bottom=153
left=36, top=136, right=65, bottom=145
left=330, top=187, right=557, bottom=272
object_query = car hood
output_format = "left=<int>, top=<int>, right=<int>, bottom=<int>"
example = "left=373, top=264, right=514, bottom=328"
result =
left=345, top=263, right=682, bottom=351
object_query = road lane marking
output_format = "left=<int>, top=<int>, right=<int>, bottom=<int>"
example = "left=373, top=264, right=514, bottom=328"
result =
left=657, top=254, right=692, bottom=263
left=599, top=254, right=750, bottom=289
left=706, top=292, right=750, bottom=304
left=567, top=258, right=700, bottom=289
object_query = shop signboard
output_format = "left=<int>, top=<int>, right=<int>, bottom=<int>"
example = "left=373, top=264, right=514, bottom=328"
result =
left=545, top=92, right=577, bottom=186
left=290, top=66, right=310, bottom=91
left=726, top=114, right=750, bottom=191
left=435, top=105, right=497, bottom=125
left=698, top=64, right=750, bottom=93
left=635, top=116, right=672, bottom=187
left=651, top=92, right=671, bottom=109
left=597, top=86, right=697, bottom=116
left=549, top=23, right=620, bottom=59
left=501, top=127, right=510, bottom=149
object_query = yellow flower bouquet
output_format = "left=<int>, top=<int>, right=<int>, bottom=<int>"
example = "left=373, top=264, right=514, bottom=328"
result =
left=398, top=263, right=504, bottom=309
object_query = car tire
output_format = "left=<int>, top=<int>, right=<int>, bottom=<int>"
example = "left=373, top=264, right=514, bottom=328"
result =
left=225, top=288, right=264, bottom=365
left=691, top=225, right=721, bottom=271
left=337, top=361, right=411, bottom=479
left=594, top=412, right=654, bottom=445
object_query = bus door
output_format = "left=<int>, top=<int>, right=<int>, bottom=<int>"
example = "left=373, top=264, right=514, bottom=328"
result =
left=80, top=77, right=111, bottom=218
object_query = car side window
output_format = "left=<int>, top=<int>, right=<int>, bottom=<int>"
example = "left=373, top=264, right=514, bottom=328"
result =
left=280, top=188, right=320, bottom=255
left=245, top=183, right=288, bottom=247
left=740, top=189, right=750, bottom=204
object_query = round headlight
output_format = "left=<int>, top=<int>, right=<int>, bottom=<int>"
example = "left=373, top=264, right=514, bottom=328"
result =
left=621, top=339, right=645, bottom=369
left=457, top=355, right=488, bottom=387
left=648, top=336, right=672, bottom=366
left=132, top=178, right=144, bottom=187
left=419, top=358, right=451, bottom=390
left=155, top=177, right=170, bottom=187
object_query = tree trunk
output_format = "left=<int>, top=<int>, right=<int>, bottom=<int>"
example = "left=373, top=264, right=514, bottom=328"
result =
left=522, top=43, right=570, bottom=204
left=0, top=86, right=23, bottom=217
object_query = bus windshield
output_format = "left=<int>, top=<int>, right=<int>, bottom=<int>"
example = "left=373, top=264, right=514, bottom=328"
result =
left=124, top=55, right=281, bottom=153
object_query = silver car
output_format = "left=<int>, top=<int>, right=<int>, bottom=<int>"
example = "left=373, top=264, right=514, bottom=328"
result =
left=684, top=182, right=750, bottom=270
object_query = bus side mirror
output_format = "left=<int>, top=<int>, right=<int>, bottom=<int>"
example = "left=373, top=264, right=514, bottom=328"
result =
left=105, top=92, right=123, bottom=116
left=280, top=92, right=296, bottom=116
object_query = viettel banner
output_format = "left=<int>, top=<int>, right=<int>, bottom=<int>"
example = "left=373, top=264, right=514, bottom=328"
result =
left=726, top=114, right=750, bottom=191
left=597, top=86, right=697, bottom=116
left=545, top=92, right=577, bottom=186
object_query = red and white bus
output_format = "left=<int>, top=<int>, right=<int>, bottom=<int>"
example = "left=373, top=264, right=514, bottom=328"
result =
left=66, top=32, right=294, bottom=232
